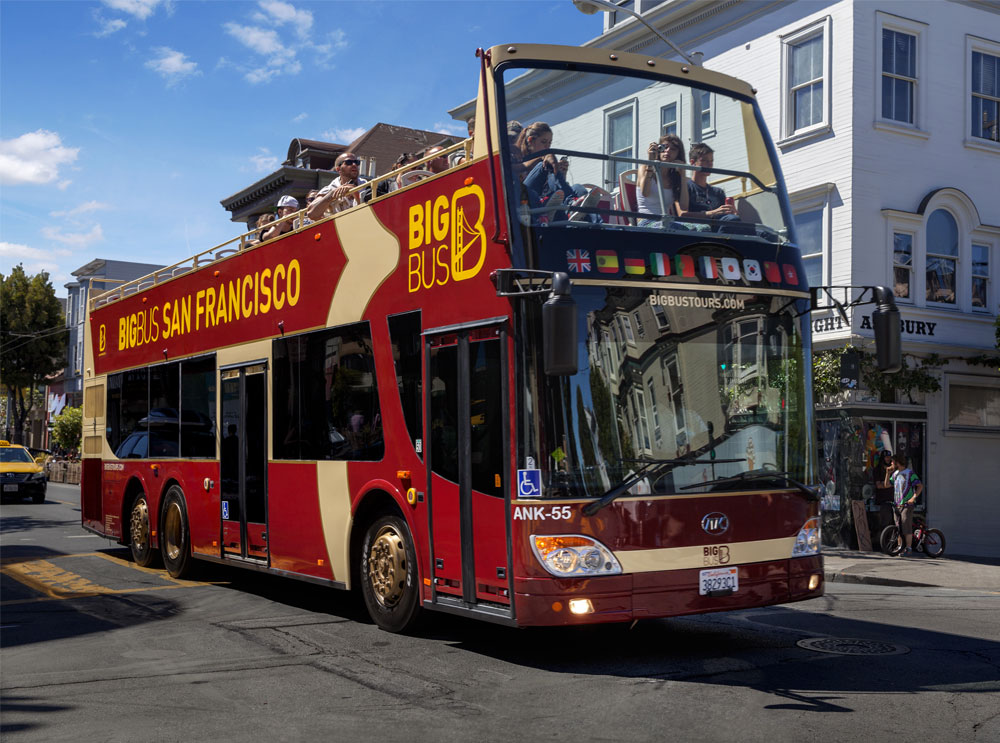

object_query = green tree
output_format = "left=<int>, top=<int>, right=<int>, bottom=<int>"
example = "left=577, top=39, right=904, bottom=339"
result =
left=0, top=265, right=67, bottom=444
left=52, top=406, right=82, bottom=452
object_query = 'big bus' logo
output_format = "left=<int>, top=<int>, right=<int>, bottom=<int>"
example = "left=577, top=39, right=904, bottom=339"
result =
left=407, top=184, right=487, bottom=292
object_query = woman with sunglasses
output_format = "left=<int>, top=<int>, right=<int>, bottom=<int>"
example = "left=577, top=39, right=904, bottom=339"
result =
left=636, top=134, right=689, bottom=225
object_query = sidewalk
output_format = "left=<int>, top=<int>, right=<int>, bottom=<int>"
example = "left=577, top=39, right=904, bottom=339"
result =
left=823, top=548, right=1000, bottom=592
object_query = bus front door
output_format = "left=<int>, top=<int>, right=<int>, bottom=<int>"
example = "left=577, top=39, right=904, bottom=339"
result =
left=219, top=363, right=268, bottom=562
left=425, top=325, right=511, bottom=611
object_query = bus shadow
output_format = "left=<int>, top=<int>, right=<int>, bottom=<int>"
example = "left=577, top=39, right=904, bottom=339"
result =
left=424, top=605, right=1000, bottom=710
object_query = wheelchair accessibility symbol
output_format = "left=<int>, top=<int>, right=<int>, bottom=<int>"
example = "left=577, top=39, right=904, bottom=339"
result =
left=517, top=469, right=542, bottom=498
left=222, top=501, right=229, bottom=520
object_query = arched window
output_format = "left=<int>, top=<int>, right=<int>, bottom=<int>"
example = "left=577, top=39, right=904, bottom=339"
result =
left=926, top=209, right=958, bottom=304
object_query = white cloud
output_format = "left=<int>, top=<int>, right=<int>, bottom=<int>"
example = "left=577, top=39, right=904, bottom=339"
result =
left=224, top=22, right=301, bottom=83
left=0, top=241, right=68, bottom=261
left=322, top=127, right=366, bottom=144
left=145, top=47, right=200, bottom=86
left=101, top=0, right=162, bottom=20
left=49, top=201, right=112, bottom=219
left=0, top=130, right=80, bottom=187
left=94, top=17, right=127, bottom=37
left=41, top=224, right=105, bottom=248
left=434, top=120, right=468, bottom=137
left=250, top=148, right=279, bottom=173
left=254, top=0, right=313, bottom=39
left=0, top=242, right=66, bottom=278
left=292, top=112, right=308, bottom=123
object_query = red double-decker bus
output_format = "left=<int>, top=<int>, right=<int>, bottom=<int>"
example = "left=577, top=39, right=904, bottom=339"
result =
left=81, top=43, right=899, bottom=631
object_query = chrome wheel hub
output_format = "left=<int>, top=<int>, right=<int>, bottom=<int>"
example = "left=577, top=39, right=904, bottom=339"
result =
left=368, top=526, right=406, bottom=608
left=130, top=499, right=149, bottom=553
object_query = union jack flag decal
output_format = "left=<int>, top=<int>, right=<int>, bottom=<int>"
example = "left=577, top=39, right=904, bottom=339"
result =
left=566, top=249, right=591, bottom=273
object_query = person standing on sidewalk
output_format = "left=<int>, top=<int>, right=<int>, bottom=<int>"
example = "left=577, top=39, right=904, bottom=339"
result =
left=873, top=449, right=895, bottom=533
left=884, top=453, right=923, bottom=556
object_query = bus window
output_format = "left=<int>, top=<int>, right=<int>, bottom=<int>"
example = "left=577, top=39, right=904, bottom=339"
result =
left=149, top=362, right=180, bottom=457
left=106, top=368, right=149, bottom=456
left=180, top=355, right=217, bottom=458
left=388, top=311, right=422, bottom=455
left=272, top=322, right=384, bottom=461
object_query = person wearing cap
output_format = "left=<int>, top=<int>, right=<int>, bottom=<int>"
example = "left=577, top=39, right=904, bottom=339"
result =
left=306, top=152, right=371, bottom=222
left=262, top=195, right=299, bottom=241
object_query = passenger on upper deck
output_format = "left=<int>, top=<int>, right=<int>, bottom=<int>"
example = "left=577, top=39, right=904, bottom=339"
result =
left=306, top=152, right=371, bottom=221
left=676, top=143, right=738, bottom=225
left=263, top=195, right=299, bottom=241
left=636, top=135, right=689, bottom=225
left=377, top=152, right=414, bottom=196
left=424, top=146, right=450, bottom=174
left=251, top=213, right=274, bottom=245
left=452, top=117, right=475, bottom=166
left=513, top=122, right=596, bottom=222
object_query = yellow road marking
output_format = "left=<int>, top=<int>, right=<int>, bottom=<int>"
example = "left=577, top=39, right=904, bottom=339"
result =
left=0, top=552, right=225, bottom=605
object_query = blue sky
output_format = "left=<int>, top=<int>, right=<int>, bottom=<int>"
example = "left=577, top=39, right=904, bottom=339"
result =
left=1, top=0, right=600, bottom=297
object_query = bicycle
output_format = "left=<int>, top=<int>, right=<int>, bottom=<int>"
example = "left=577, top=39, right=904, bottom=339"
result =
left=879, top=507, right=946, bottom=558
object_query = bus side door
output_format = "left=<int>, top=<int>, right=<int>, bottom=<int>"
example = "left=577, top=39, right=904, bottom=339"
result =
left=425, top=323, right=511, bottom=608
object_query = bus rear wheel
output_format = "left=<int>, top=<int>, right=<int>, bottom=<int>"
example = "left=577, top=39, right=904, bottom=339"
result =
left=160, top=486, right=193, bottom=579
left=360, top=514, right=420, bottom=633
left=129, top=493, right=159, bottom=567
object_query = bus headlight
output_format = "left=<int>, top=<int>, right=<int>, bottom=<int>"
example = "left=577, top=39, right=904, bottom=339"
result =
left=531, top=534, right=622, bottom=577
left=791, top=517, right=821, bottom=557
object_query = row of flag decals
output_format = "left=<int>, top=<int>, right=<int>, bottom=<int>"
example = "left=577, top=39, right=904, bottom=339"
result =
left=565, top=250, right=798, bottom=284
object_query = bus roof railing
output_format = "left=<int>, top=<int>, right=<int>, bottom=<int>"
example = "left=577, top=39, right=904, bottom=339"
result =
left=89, top=138, right=474, bottom=313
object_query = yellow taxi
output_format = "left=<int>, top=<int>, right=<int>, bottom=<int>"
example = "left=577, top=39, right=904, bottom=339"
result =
left=0, top=440, right=47, bottom=503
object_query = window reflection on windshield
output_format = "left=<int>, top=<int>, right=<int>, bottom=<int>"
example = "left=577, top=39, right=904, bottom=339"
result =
left=523, top=288, right=810, bottom=498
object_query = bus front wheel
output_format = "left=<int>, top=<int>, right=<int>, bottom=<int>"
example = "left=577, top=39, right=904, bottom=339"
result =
left=128, top=493, right=160, bottom=568
left=160, top=486, right=193, bottom=579
left=360, top=514, right=420, bottom=633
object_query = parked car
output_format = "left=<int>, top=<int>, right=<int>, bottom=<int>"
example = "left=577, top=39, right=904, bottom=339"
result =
left=0, top=440, right=47, bottom=503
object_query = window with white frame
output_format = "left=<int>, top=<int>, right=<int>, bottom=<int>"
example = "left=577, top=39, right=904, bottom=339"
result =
left=660, top=102, right=678, bottom=137
left=621, top=312, right=635, bottom=345
left=795, top=209, right=823, bottom=288
left=633, top=387, right=651, bottom=451
left=652, top=303, right=669, bottom=330
left=972, top=243, right=990, bottom=310
left=606, top=104, right=635, bottom=188
left=893, top=232, right=914, bottom=302
left=926, top=209, right=958, bottom=305
left=972, top=50, right=999, bottom=142
left=875, top=13, right=927, bottom=134
left=881, top=29, right=916, bottom=124
left=647, top=376, right=661, bottom=446
left=948, top=382, right=1000, bottom=430
left=632, top=310, right=644, bottom=339
left=781, top=19, right=830, bottom=140
left=698, top=91, right=714, bottom=137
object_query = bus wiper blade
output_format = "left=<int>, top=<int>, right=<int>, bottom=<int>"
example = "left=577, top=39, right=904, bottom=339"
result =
left=583, top=458, right=745, bottom=516
left=678, top=470, right=820, bottom=501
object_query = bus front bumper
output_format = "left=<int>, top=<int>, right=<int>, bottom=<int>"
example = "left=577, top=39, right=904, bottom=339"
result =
left=512, top=555, right=824, bottom=627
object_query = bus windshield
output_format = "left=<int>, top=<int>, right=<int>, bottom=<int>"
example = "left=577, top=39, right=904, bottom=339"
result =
left=499, top=63, right=791, bottom=246
left=520, top=287, right=811, bottom=499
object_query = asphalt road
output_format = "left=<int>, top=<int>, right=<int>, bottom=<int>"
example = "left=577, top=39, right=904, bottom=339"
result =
left=2, top=482, right=999, bottom=742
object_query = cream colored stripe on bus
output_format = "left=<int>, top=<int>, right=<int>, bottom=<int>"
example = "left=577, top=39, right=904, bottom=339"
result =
left=614, top=536, right=798, bottom=574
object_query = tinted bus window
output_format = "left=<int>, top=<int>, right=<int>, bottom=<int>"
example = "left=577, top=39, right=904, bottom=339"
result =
left=181, top=355, right=217, bottom=458
left=107, top=369, right=149, bottom=457
left=388, top=311, right=422, bottom=455
left=273, top=323, right=383, bottom=461
left=149, top=362, right=180, bottom=458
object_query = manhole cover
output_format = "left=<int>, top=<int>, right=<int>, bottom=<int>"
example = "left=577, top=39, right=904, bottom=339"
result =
left=797, top=637, right=909, bottom=656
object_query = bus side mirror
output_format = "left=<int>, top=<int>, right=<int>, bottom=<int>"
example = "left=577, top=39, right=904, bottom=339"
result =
left=872, top=287, right=901, bottom=373
left=542, top=272, right=578, bottom=376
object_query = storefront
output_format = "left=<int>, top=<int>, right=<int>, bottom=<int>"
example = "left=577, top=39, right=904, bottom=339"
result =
left=816, top=406, right=927, bottom=549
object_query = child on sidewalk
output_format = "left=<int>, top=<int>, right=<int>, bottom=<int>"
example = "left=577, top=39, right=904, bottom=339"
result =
left=884, top=453, right=923, bottom=557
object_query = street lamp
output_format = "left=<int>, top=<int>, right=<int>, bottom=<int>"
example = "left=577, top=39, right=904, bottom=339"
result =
left=572, top=0, right=697, bottom=66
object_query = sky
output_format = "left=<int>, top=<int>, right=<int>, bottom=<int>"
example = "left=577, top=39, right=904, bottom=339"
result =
left=0, top=0, right=601, bottom=298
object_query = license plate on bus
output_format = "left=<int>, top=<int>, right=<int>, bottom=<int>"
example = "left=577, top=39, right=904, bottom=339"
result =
left=699, top=567, right=738, bottom=595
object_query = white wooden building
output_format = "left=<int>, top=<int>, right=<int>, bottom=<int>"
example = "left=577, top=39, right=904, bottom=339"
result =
left=575, top=0, right=1000, bottom=556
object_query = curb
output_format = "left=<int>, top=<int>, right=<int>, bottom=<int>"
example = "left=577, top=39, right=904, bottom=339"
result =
left=824, top=571, right=934, bottom=589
